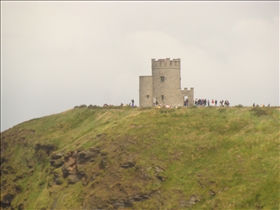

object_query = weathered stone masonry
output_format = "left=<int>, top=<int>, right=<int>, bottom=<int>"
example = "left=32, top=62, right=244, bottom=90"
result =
left=139, top=58, right=194, bottom=107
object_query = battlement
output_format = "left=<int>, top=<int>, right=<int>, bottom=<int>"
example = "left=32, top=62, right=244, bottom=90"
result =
left=184, top=87, right=194, bottom=91
left=152, top=58, right=181, bottom=68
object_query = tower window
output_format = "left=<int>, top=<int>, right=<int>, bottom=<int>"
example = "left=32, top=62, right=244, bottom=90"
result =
left=161, top=95, right=164, bottom=100
left=147, top=95, right=149, bottom=98
left=160, top=76, right=165, bottom=82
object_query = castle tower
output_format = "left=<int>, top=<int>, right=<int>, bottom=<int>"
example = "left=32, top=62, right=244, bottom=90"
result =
left=139, top=76, right=153, bottom=107
left=152, top=58, right=182, bottom=106
left=139, top=58, right=194, bottom=107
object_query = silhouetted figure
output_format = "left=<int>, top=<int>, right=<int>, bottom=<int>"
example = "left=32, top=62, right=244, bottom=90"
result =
left=225, top=100, right=230, bottom=106
left=131, top=99, right=134, bottom=107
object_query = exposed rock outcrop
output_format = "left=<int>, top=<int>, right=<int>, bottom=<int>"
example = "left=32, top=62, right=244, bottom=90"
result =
left=0, top=194, right=15, bottom=209
left=48, top=147, right=102, bottom=187
left=84, top=191, right=156, bottom=210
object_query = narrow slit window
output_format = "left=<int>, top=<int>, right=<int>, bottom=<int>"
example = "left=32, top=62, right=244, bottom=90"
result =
left=147, top=95, right=149, bottom=98
left=161, top=95, right=164, bottom=100
left=160, top=76, right=165, bottom=82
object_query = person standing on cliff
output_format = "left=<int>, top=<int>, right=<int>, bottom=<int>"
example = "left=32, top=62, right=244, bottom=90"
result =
left=131, top=99, right=134, bottom=107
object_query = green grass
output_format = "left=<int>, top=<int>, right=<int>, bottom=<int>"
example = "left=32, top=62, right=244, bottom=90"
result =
left=1, top=106, right=279, bottom=209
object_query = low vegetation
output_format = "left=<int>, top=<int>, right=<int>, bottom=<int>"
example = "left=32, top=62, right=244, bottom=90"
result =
left=1, top=106, right=279, bottom=209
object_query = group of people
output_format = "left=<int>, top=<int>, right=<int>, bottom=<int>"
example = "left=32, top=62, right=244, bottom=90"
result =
left=193, top=99, right=230, bottom=107
left=155, top=104, right=173, bottom=108
left=253, top=103, right=270, bottom=107
left=102, top=101, right=271, bottom=108
left=103, top=99, right=136, bottom=107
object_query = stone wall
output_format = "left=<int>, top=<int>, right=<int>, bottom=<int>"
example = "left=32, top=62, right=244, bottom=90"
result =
left=182, top=88, right=194, bottom=106
left=139, top=76, right=153, bottom=107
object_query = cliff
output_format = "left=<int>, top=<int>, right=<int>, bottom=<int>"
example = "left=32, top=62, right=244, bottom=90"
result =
left=1, top=106, right=279, bottom=209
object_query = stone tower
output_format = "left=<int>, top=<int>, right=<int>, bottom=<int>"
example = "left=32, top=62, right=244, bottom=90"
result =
left=139, top=58, right=194, bottom=107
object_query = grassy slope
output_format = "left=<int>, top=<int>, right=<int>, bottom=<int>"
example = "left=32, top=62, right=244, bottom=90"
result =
left=1, top=106, right=279, bottom=209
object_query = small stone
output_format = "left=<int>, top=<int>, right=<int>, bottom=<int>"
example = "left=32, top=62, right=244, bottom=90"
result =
left=210, top=189, right=216, bottom=196
left=51, top=153, right=63, bottom=160
left=120, top=162, right=135, bottom=168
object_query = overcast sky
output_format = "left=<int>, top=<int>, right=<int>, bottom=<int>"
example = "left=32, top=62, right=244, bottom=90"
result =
left=1, top=1, right=279, bottom=131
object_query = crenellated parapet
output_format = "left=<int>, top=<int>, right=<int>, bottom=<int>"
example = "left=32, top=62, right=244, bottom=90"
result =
left=152, top=58, right=181, bottom=69
left=182, top=87, right=194, bottom=96
left=183, top=87, right=194, bottom=92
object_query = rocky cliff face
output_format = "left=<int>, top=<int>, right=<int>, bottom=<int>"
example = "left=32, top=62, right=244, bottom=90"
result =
left=1, top=129, right=166, bottom=210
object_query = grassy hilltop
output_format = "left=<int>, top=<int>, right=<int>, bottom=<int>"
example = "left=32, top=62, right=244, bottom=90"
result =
left=1, top=106, right=279, bottom=210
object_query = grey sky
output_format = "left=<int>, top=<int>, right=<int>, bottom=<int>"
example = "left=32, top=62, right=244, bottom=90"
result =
left=1, top=1, right=279, bottom=131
